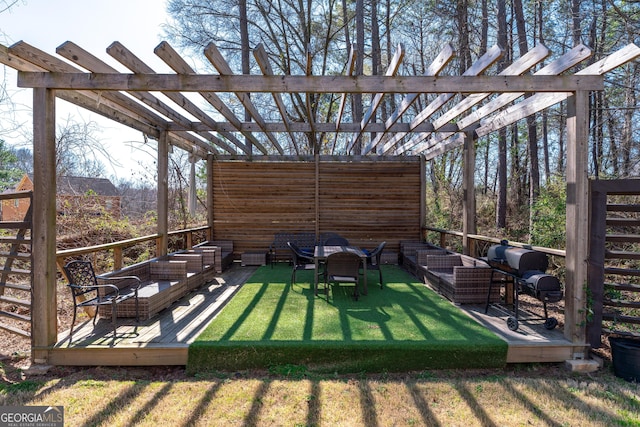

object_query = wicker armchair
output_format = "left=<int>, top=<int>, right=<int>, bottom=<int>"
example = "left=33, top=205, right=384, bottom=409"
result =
left=325, top=251, right=362, bottom=301
left=365, top=241, right=386, bottom=287
left=63, top=260, right=141, bottom=342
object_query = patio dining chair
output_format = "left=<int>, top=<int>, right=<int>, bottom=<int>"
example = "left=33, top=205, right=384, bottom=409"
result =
left=287, top=241, right=315, bottom=284
left=324, top=251, right=362, bottom=301
left=365, top=241, right=386, bottom=288
left=323, top=234, right=350, bottom=246
left=63, top=260, right=141, bottom=342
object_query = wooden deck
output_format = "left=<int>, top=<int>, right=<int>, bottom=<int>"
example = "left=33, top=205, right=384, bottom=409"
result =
left=46, top=264, right=580, bottom=366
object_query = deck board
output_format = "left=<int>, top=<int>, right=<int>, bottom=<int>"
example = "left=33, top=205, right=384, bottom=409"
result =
left=48, top=264, right=579, bottom=366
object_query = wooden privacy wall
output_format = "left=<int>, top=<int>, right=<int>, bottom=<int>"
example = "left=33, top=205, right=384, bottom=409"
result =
left=211, top=158, right=423, bottom=256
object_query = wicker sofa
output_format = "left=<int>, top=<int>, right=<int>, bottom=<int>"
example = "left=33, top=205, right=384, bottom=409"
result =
left=418, top=253, right=501, bottom=304
left=400, top=241, right=449, bottom=275
left=98, top=259, right=189, bottom=320
left=269, top=232, right=316, bottom=266
left=166, top=250, right=216, bottom=291
left=194, top=240, right=234, bottom=272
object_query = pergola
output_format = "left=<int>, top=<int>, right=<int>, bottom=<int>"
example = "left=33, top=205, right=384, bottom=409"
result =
left=2, top=39, right=639, bottom=364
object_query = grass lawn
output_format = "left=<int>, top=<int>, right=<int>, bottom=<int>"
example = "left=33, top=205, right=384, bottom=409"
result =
left=188, top=264, right=507, bottom=373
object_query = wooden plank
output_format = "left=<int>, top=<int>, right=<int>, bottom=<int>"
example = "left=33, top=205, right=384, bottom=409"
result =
left=334, top=44, right=357, bottom=137
left=605, top=268, right=640, bottom=277
left=357, top=43, right=405, bottom=154
left=0, top=321, right=30, bottom=337
left=606, top=218, right=640, bottom=227
left=604, top=299, right=640, bottom=309
left=506, top=343, right=575, bottom=363
left=475, top=43, right=640, bottom=137
left=205, top=43, right=281, bottom=155
left=409, top=44, right=551, bottom=155
left=606, top=234, right=640, bottom=243
left=0, top=190, right=32, bottom=201
left=605, top=250, right=640, bottom=260
left=384, top=44, right=504, bottom=154
left=587, top=185, right=607, bottom=348
left=602, top=313, right=640, bottom=325
left=0, top=309, right=30, bottom=322
left=47, top=345, right=189, bottom=366
left=253, top=43, right=298, bottom=152
left=606, top=282, right=640, bottom=292
left=18, top=72, right=605, bottom=94
left=0, top=282, right=30, bottom=291
left=607, top=203, right=640, bottom=212
left=369, top=44, right=455, bottom=152
left=0, top=294, right=31, bottom=307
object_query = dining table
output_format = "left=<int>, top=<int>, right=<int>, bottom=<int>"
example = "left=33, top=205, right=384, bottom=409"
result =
left=314, top=245, right=368, bottom=296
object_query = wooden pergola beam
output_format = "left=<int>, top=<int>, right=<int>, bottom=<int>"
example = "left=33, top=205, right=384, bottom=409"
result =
left=17, top=73, right=605, bottom=93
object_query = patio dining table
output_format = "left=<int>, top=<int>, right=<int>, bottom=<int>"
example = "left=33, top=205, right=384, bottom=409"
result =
left=314, top=245, right=368, bottom=296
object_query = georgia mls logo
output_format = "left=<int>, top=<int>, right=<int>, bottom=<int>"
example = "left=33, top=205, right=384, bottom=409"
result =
left=0, top=406, right=64, bottom=427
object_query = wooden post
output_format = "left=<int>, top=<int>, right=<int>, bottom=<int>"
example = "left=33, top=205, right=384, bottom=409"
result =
left=462, top=131, right=476, bottom=256
left=587, top=180, right=606, bottom=348
left=31, top=88, right=57, bottom=363
left=207, top=153, right=214, bottom=241
left=157, top=131, right=169, bottom=256
left=565, top=91, right=589, bottom=354
left=420, top=155, right=426, bottom=241
left=113, top=247, right=123, bottom=270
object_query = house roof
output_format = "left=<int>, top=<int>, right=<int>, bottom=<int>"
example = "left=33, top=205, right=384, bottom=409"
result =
left=57, top=176, right=119, bottom=197
left=25, top=174, right=119, bottom=197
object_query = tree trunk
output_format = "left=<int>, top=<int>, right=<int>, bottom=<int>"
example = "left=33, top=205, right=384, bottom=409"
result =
left=496, top=0, right=508, bottom=230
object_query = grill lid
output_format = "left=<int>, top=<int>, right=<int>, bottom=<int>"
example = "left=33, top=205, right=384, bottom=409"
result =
left=487, top=242, right=549, bottom=275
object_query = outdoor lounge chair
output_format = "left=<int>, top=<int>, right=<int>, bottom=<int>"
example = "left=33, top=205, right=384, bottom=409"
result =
left=365, top=241, right=386, bottom=287
left=287, top=241, right=315, bottom=284
left=63, top=260, right=141, bottom=342
left=324, top=251, right=362, bottom=301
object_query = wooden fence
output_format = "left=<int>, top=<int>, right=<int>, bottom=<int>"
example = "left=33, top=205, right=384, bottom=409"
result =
left=210, top=157, right=424, bottom=254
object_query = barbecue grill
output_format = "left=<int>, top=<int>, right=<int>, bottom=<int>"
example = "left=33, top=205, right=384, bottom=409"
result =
left=484, top=241, right=563, bottom=331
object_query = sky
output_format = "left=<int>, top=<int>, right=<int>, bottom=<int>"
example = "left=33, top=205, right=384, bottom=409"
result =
left=0, top=0, right=171, bottom=182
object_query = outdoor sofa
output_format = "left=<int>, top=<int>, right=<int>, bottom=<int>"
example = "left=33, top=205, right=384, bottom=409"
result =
left=419, top=253, right=501, bottom=304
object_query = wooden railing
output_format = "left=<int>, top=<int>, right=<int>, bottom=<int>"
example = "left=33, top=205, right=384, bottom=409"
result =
left=55, top=225, right=211, bottom=272
left=422, top=226, right=566, bottom=259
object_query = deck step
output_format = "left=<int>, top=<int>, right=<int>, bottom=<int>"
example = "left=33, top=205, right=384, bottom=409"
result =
left=606, top=218, right=640, bottom=227
left=602, top=312, right=640, bottom=325
left=0, top=221, right=31, bottom=229
left=605, top=267, right=640, bottom=277
left=0, top=237, right=30, bottom=245
left=0, top=282, right=31, bottom=292
left=0, top=321, right=30, bottom=337
left=0, top=309, right=30, bottom=322
left=606, top=234, right=640, bottom=243
left=0, top=295, right=31, bottom=307
left=606, top=282, right=640, bottom=292
left=0, top=251, right=31, bottom=260
left=0, top=268, right=31, bottom=277
left=605, top=250, right=640, bottom=260
left=607, top=204, right=640, bottom=212
left=604, top=299, right=640, bottom=309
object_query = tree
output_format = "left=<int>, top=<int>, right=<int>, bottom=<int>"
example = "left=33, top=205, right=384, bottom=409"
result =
left=55, top=116, right=108, bottom=178
left=0, top=139, right=23, bottom=191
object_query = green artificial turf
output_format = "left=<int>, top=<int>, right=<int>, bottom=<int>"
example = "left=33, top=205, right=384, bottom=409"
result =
left=187, top=264, right=508, bottom=374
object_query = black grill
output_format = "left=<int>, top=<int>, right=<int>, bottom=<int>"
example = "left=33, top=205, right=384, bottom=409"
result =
left=484, top=241, right=563, bottom=331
